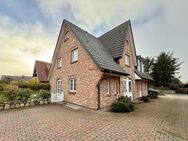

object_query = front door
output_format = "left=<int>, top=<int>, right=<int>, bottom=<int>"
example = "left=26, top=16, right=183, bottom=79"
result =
left=123, top=78, right=133, bottom=98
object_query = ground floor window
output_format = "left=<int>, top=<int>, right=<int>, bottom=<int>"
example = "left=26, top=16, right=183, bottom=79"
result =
left=114, top=81, right=117, bottom=95
left=56, top=79, right=62, bottom=94
left=69, top=79, right=76, bottom=92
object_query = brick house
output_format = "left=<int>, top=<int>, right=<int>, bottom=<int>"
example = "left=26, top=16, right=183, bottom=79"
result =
left=48, top=19, right=152, bottom=109
left=33, top=60, right=50, bottom=83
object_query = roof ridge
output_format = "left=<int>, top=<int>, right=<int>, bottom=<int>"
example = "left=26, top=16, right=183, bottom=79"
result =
left=98, top=20, right=130, bottom=38
left=35, top=60, right=50, bottom=64
left=64, top=19, right=114, bottom=58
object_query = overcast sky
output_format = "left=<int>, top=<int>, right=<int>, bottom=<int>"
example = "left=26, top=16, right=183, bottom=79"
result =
left=0, top=0, right=187, bottom=82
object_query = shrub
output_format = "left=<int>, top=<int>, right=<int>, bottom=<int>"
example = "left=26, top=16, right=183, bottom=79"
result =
left=4, top=84, right=20, bottom=101
left=117, top=96, right=131, bottom=103
left=148, top=92, right=158, bottom=99
left=140, top=96, right=150, bottom=102
left=39, top=90, right=51, bottom=100
left=0, top=83, right=6, bottom=91
left=16, top=88, right=32, bottom=102
left=129, top=102, right=136, bottom=111
left=111, top=101, right=131, bottom=112
left=27, top=83, right=50, bottom=90
left=111, top=96, right=135, bottom=113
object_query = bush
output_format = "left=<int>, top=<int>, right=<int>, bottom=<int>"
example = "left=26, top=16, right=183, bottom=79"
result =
left=117, top=96, right=131, bottom=103
left=39, top=90, right=51, bottom=100
left=111, top=96, right=135, bottom=113
left=16, top=88, right=32, bottom=102
left=148, top=92, right=158, bottom=99
left=111, top=101, right=131, bottom=112
left=4, top=84, right=20, bottom=101
left=140, top=96, right=150, bottom=102
left=0, top=83, right=6, bottom=91
left=28, top=83, right=50, bottom=90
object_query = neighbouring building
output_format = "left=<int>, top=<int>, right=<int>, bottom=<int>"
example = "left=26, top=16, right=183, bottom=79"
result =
left=33, top=60, right=50, bottom=83
left=48, top=19, right=152, bottom=109
left=1, top=75, right=32, bottom=82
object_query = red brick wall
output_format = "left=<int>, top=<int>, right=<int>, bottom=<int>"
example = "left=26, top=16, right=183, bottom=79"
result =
left=99, top=76, right=120, bottom=108
left=135, top=80, right=149, bottom=99
left=119, top=32, right=136, bottom=99
left=50, top=24, right=103, bottom=109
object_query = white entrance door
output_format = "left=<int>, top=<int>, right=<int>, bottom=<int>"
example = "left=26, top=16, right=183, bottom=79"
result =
left=52, top=79, right=64, bottom=102
left=123, top=78, right=133, bottom=98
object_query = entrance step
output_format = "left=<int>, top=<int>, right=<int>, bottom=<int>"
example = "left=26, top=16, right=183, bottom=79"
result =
left=65, top=103, right=82, bottom=110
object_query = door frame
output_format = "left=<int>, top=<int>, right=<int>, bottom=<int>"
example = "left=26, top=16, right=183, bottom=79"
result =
left=123, top=77, right=133, bottom=98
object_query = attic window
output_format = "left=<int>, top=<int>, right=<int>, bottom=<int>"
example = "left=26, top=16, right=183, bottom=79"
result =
left=64, top=31, right=69, bottom=42
left=57, top=57, right=62, bottom=68
left=125, top=54, right=130, bottom=66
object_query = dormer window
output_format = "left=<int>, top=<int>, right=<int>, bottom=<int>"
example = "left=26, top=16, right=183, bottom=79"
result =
left=125, top=54, right=130, bottom=66
left=64, top=31, right=69, bottom=42
left=57, top=57, right=62, bottom=68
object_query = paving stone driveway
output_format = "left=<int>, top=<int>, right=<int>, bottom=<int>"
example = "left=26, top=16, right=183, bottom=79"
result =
left=0, top=94, right=188, bottom=141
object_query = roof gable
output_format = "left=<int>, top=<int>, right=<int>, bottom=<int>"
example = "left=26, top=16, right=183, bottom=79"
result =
left=64, top=20, right=127, bottom=76
left=33, top=60, right=50, bottom=82
left=98, top=21, right=129, bottom=59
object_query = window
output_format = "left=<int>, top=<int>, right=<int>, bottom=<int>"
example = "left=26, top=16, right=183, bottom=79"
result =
left=125, top=54, right=130, bottom=66
left=114, top=81, right=117, bottom=95
left=69, top=79, right=76, bottom=92
left=129, top=81, right=132, bottom=92
left=71, top=49, right=78, bottom=63
left=57, top=57, right=62, bottom=68
left=64, top=31, right=69, bottom=41
left=106, top=81, right=110, bottom=95
left=56, top=79, right=62, bottom=94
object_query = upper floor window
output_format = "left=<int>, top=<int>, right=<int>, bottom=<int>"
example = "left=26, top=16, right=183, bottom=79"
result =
left=57, top=57, right=62, bottom=68
left=125, top=54, right=130, bottom=66
left=106, top=81, right=110, bottom=95
left=71, top=48, right=78, bottom=63
left=69, top=78, right=76, bottom=92
left=64, top=31, right=69, bottom=42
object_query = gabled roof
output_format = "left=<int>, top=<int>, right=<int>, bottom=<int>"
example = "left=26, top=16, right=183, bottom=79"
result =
left=99, top=21, right=129, bottom=59
left=135, top=69, right=153, bottom=81
left=64, top=20, right=128, bottom=75
left=33, top=60, right=50, bottom=82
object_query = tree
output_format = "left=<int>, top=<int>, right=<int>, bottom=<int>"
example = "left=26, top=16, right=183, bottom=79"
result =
left=142, top=57, right=154, bottom=74
left=151, top=52, right=183, bottom=87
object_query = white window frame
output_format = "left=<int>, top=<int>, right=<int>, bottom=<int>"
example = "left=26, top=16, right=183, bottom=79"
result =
left=56, top=79, right=62, bottom=94
left=71, top=49, right=78, bottom=63
left=57, top=57, right=62, bottom=68
left=125, top=54, right=130, bottom=66
left=106, top=81, right=110, bottom=95
left=69, top=79, right=76, bottom=92
left=114, top=81, right=117, bottom=95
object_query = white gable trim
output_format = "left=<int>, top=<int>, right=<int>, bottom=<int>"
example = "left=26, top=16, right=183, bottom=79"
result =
left=135, top=73, right=141, bottom=80
left=128, top=21, right=138, bottom=66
